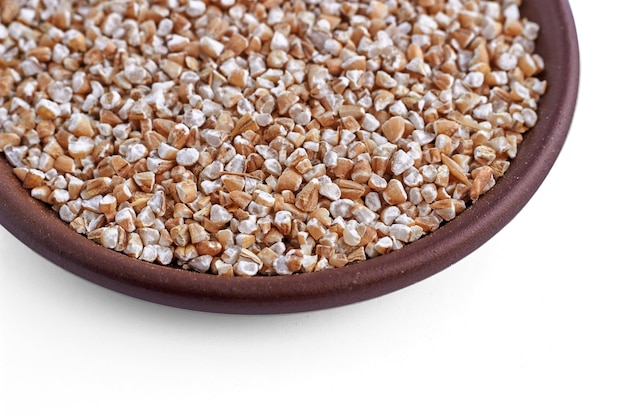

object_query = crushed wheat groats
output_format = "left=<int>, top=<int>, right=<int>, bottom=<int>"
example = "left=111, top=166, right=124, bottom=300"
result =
left=0, top=0, right=547, bottom=276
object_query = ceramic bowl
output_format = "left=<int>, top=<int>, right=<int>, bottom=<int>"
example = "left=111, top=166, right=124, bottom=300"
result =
left=0, top=0, right=579, bottom=314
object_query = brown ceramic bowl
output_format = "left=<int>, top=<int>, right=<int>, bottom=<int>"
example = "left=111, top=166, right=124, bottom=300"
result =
left=0, top=0, right=579, bottom=314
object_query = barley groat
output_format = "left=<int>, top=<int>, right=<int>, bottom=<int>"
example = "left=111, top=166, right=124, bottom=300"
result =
left=0, top=0, right=546, bottom=276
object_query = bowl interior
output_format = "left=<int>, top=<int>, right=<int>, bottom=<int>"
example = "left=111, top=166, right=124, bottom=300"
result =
left=0, top=0, right=579, bottom=314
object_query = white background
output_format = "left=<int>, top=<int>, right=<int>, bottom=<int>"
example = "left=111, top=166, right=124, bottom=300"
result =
left=1, top=1, right=624, bottom=415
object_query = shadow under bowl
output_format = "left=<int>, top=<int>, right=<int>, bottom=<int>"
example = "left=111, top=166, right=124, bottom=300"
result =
left=0, top=0, right=579, bottom=314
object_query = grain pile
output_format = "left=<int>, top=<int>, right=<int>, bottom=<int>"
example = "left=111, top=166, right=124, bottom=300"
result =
left=0, top=0, right=546, bottom=276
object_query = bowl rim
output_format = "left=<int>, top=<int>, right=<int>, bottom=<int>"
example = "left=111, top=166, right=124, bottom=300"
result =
left=0, top=0, right=580, bottom=314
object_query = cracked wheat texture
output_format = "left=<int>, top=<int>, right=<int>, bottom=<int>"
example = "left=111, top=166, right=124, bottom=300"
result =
left=0, top=0, right=546, bottom=276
